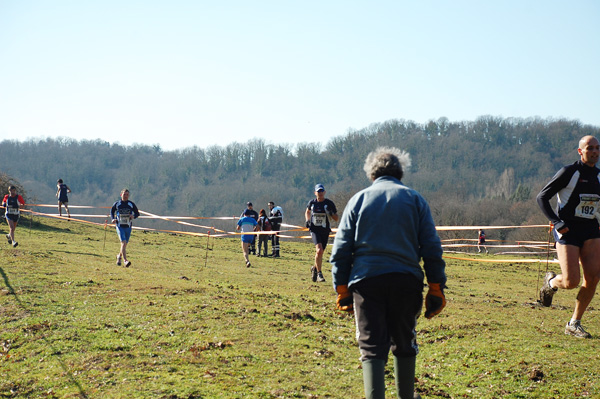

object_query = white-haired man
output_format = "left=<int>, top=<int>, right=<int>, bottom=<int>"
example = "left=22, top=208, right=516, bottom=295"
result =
left=330, top=147, right=446, bottom=399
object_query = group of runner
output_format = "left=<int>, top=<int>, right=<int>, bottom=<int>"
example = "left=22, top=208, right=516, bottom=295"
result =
left=233, top=185, right=339, bottom=283
left=2, top=179, right=73, bottom=248
left=235, top=201, right=287, bottom=267
left=236, top=202, right=283, bottom=258
left=3, top=139, right=599, bottom=398
left=1, top=179, right=141, bottom=269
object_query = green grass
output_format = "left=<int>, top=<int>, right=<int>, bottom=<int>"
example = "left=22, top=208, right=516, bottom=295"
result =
left=1, top=218, right=599, bottom=398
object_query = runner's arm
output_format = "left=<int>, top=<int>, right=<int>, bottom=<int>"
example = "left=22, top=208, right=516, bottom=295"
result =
left=536, top=166, right=572, bottom=228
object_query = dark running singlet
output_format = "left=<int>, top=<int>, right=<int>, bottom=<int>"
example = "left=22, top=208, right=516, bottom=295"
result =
left=4, top=195, right=24, bottom=221
left=58, top=184, right=69, bottom=202
left=307, top=198, right=337, bottom=233
left=537, top=160, right=600, bottom=231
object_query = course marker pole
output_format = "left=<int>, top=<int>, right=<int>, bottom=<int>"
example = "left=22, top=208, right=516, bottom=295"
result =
left=103, top=220, right=108, bottom=251
left=204, top=230, right=211, bottom=268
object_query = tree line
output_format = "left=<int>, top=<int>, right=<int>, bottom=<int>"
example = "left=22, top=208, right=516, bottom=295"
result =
left=1, top=116, right=598, bottom=242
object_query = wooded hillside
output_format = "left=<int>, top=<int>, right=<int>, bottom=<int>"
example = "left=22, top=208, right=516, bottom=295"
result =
left=1, top=116, right=598, bottom=241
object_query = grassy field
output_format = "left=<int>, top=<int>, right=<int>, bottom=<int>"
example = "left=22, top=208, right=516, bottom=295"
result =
left=1, top=217, right=599, bottom=398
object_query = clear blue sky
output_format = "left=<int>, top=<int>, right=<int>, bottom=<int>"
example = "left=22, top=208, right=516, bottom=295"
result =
left=1, top=1, right=598, bottom=151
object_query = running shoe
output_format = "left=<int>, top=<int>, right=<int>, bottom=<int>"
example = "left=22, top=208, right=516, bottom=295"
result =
left=311, top=266, right=318, bottom=282
left=539, top=271, right=557, bottom=307
left=246, top=261, right=251, bottom=268
left=12, top=241, right=18, bottom=248
left=565, top=320, right=592, bottom=338
left=6, top=234, right=11, bottom=244
left=317, top=272, right=326, bottom=282
left=125, top=261, right=131, bottom=268
left=116, top=255, right=122, bottom=266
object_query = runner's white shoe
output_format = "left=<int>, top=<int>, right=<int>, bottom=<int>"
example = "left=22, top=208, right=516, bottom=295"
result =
left=565, top=321, right=592, bottom=338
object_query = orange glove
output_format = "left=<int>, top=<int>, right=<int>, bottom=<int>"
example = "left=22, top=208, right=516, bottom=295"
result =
left=424, top=283, right=446, bottom=319
left=335, top=285, right=353, bottom=312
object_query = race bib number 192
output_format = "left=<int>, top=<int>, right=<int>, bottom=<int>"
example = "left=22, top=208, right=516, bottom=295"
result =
left=575, top=194, right=600, bottom=219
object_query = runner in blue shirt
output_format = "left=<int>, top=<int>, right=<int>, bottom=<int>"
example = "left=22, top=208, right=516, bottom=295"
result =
left=240, top=202, right=259, bottom=255
left=110, top=189, right=140, bottom=267
left=237, top=209, right=258, bottom=267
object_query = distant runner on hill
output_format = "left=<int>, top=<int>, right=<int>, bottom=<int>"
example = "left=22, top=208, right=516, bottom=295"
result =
left=477, top=228, right=488, bottom=254
left=56, top=178, right=71, bottom=218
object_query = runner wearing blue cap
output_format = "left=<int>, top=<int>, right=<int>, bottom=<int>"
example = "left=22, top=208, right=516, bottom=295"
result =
left=305, top=184, right=338, bottom=282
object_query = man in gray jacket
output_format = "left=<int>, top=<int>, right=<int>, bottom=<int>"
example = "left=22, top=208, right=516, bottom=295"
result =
left=330, top=147, right=446, bottom=399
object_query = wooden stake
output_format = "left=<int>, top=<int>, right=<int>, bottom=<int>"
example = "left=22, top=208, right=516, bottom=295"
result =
left=204, top=230, right=212, bottom=268
left=103, top=220, right=108, bottom=251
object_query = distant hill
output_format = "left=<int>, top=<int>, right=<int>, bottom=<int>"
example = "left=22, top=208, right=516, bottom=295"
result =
left=1, top=116, right=598, bottom=240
